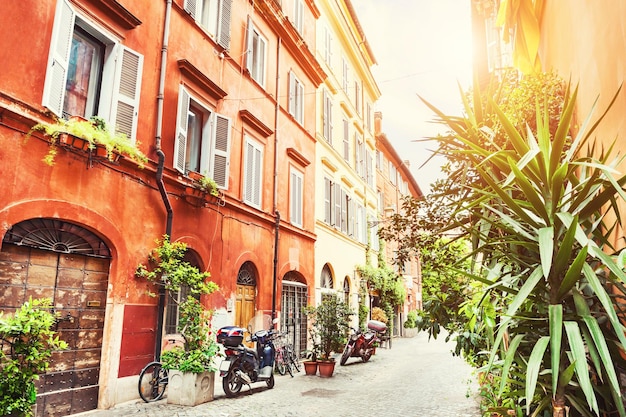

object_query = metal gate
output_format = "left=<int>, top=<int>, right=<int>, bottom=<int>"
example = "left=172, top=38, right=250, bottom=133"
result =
left=280, top=279, right=307, bottom=356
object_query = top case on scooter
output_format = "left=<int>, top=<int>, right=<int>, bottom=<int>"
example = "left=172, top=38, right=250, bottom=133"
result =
left=367, top=320, right=387, bottom=334
left=217, top=326, right=245, bottom=346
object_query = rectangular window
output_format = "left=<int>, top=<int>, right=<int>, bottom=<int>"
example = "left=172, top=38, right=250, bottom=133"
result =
left=355, top=203, right=365, bottom=244
left=340, top=188, right=348, bottom=233
left=324, top=26, right=332, bottom=64
left=43, top=0, right=143, bottom=141
left=366, top=149, right=373, bottom=187
left=184, top=0, right=232, bottom=48
left=290, top=167, right=303, bottom=227
left=354, top=81, right=361, bottom=115
left=376, top=150, right=381, bottom=170
left=322, top=90, right=332, bottom=142
left=173, top=85, right=232, bottom=189
left=245, top=18, right=266, bottom=86
left=342, top=118, right=350, bottom=161
left=165, top=286, right=199, bottom=334
left=355, top=135, right=364, bottom=178
left=294, top=0, right=304, bottom=34
left=389, top=164, right=397, bottom=186
left=243, top=136, right=263, bottom=208
left=342, top=57, right=348, bottom=92
left=347, top=196, right=355, bottom=236
left=289, top=71, right=304, bottom=124
left=366, top=102, right=372, bottom=132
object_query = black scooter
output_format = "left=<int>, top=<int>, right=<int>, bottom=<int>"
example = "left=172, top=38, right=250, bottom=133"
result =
left=217, top=325, right=276, bottom=397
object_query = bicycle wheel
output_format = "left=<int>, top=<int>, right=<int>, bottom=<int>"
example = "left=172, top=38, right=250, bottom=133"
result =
left=138, top=361, right=168, bottom=402
left=275, top=350, right=287, bottom=375
left=290, top=352, right=301, bottom=373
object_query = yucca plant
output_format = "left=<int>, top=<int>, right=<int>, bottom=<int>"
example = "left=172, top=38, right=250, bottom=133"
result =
left=421, top=83, right=626, bottom=417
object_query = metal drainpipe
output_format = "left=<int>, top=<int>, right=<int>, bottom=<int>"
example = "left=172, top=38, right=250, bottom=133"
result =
left=153, top=0, right=173, bottom=361
left=271, top=39, right=281, bottom=324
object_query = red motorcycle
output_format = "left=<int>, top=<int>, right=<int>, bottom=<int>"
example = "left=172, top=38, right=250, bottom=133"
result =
left=340, top=320, right=387, bottom=365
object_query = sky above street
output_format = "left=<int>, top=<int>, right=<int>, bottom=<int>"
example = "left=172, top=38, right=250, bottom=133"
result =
left=353, top=0, right=474, bottom=194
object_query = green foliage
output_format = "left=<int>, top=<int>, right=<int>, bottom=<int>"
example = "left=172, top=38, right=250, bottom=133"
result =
left=160, top=298, right=220, bottom=373
left=0, top=298, right=68, bottom=416
left=28, top=116, right=148, bottom=166
left=358, top=298, right=369, bottom=331
left=419, top=78, right=626, bottom=416
left=135, top=235, right=218, bottom=297
left=304, top=294, right=353, bottom=361
left=136, top=236, right=220, bottom=374
left=195, top=175, right=219, bottom=197
left=357, top=264, right=406, bottom=310
left=403, top=310, right=418, bottom=329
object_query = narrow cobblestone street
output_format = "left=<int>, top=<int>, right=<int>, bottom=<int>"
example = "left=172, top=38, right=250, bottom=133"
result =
left=79, top=332, right=481, bottom=417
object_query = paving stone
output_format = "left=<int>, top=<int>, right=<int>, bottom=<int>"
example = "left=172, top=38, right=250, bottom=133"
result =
left=78, top=332, right=481, bottom=417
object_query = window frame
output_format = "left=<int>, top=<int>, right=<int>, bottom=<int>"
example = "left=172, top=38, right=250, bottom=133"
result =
left=174, top=85, right=232, bottom=189
left=322, top=89, right=333, bottom=142
left=42, top=0, right=143, bottom=141
left=245, top=18, right=267, bottom=87
left=293, top=0, right=304, bottom=35
left=183, top=0, right=232, bottom=50
left=288, top=71, right=304, bottom=124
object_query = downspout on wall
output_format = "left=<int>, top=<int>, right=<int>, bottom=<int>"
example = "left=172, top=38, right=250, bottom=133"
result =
left=153, top=0, right=173, bottom=361
left=271, top=38, right=282, bottom=322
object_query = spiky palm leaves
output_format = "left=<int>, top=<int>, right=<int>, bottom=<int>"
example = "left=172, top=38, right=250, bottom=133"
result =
left=422, top=85, right=626, bottom=416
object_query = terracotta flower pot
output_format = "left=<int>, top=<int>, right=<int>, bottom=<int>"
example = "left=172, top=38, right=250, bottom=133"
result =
left=302, top=360, right=318, bottom=376
left=317, top=360, right=335, bottom=378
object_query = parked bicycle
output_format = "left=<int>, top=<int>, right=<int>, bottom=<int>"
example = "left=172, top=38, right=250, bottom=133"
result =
left=138, top=361, right=168, bottom=402
left=137, top=337, right=181, bottom=402
left=274, top=332, right=301, bottom=377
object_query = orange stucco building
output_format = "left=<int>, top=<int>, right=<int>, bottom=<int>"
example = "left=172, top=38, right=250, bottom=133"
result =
left=0, top=0, right=324, bottom=414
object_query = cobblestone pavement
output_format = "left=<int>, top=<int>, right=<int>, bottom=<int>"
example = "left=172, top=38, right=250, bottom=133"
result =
left=79, top=332, right=481, bottom=417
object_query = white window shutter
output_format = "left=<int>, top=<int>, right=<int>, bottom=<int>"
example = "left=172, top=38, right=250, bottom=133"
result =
left=42, top=0, right=75, bottom=117
left=211, top=113, right=231, bottom=189
left=111, top=46, right=143, bottom=141
left=252, top=145, right=262, bottom=206
left=184, top=0, right=199, bottom=19
left=217, top=0, right=232, bottom=50
left=173, top=85, right=190, bottom=174
left=288, top=72, right=295, bottom=115
left=245, top=16, right=253, bottom=73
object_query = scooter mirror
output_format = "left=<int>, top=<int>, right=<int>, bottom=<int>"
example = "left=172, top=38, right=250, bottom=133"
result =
left=272, top=317, right=279, bottom=324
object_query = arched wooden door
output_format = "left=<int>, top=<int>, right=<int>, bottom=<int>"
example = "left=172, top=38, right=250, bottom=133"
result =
left=235, top=261, right=256, bottom=334
left=1, top=219, right=110, bottom=417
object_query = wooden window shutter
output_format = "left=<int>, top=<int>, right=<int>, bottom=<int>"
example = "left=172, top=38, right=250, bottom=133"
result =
left=112, top=46, right=143, bottom=141
left=173, top=85, right=190, bottom=174
left=211, top=113, right=231, bottom=189
left=42, top=0, right=75, bottom=117
left=217, top=0, right=233, bottom=50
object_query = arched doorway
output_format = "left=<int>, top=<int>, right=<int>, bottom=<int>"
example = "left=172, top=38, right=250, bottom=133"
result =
left=281, top=271, right=307, bottom=356
left=235, top=261, right=257, bottom=330
left=1, top=218, right=111, bottom=416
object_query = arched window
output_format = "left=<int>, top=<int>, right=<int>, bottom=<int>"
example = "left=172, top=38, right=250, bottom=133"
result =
left=320, top=264, right=333, bottom=289
left=237, top=261, right=257, bottom=286
left=343, top=277, right=350, bottom=301
left=3, top=218, right=110, bottom=257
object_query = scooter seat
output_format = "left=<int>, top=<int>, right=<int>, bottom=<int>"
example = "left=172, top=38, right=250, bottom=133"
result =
left=364, top=332, right=376, bottom=341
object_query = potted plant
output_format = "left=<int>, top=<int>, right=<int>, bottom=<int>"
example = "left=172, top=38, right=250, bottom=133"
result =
left=185, top=171, right=219, bottom=199
left=135, top=236, right=219, bottom=406
left=0, top=298, right=68, bottom=417
left=28, top=115, right=148, bottom=166
left=304, top=293, right=352, bottom=378
left=160, top=298, right=220, bottom=406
